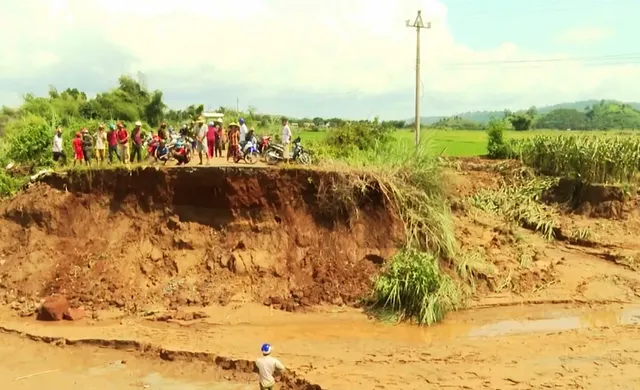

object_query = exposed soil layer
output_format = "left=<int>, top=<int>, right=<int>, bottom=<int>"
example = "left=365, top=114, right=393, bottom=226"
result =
left=543, top=178, right=638, bottom=218
left=0, top=167, right=402, bottom=312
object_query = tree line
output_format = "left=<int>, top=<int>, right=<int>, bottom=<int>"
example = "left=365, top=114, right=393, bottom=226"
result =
left=429, top=100, right=640, bottom=131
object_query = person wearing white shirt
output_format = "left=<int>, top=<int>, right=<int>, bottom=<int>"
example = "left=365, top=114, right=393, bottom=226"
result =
left=52, top=127, right=66, bottom=164
left=281, top=117, right=292, bottom=162
left=239, top=118, right=248, bottom=146
left=195, top=117, right=209, bottom=165
left=255, top=343, right=285, bottom=390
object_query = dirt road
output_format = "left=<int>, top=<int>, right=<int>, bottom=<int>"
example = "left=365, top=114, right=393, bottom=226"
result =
left=2, top=303, right=640, bottom=389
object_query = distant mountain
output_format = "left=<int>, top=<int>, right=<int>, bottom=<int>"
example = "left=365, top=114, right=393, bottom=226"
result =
left=411, top=100, right=640, bottom=124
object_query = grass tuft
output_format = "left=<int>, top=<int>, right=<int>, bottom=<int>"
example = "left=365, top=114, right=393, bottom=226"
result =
left=371, top=247, right=461, bottom=325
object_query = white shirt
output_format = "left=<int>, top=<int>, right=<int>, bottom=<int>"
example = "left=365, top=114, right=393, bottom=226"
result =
left=197, top=124, right=207, bottom=142
left=281, top=125, right=292, bottom=144
left=240, top=124, right=248, bottom=140
left=53, top=134, right=63, bottom=152
left=255, top=356, right=285, bottom=387
left=95, top=131, right=107, bottom=149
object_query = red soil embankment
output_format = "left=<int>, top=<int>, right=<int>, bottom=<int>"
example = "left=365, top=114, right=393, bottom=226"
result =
left=0, top=167, right=402, bottom=312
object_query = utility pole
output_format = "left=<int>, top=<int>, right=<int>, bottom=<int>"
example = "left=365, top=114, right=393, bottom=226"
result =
left=236, top=97, right=239, bottom=113
left=406, top=10, right=430, bottom=147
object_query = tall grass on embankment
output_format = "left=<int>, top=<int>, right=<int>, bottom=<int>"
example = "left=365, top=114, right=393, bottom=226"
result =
left=314, top=143, right=469, bottom=325
left=510, top=134, right=640, bottom=184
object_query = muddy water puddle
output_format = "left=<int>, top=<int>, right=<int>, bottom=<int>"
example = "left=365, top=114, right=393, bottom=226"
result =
left=145, top=303, right=640, bottom=345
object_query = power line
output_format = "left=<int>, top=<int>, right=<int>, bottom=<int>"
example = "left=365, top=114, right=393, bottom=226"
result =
left=443, top=0, right=637, bottom=18
left=445, top=53, right=640, bottom=67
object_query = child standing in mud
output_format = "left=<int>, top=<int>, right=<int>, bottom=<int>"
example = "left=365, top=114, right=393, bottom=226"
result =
left=255, top=343, right=285, bottom=390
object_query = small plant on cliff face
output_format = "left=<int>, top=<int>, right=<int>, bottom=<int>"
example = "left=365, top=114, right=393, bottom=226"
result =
left=371, top=248, right=461, bottom=326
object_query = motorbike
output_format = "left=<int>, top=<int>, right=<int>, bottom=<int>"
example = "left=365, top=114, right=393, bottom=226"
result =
left=257, top=135, right=271, bottom=160
left=236, top=137, right=260, bottom=164
left=265, top=136, right=312, bottom=165
left=144, top=134, right=160, bottom=162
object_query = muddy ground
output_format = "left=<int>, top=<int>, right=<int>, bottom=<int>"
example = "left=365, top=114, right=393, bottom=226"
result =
left=1, top=160, right=640, bottom=389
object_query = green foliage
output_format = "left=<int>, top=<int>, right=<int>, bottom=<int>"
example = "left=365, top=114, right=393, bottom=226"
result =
left=4, top=114, right=54, bottom=167
left=510, top=134, right=640, bottom=183
left=371, top=248, right=461, bottom=325
left=535, top=108, right=588, bottom=130
left=486, top=119, right=511, bottom=159
left=325, top=118, right=393, bottom=157
left=0, top=170, right=27, bottom=198
left=429, top=116, right=485, bottom=130
left=469, top=178, right=558, bottom=240
left=505, top=110, right=534, bottom=131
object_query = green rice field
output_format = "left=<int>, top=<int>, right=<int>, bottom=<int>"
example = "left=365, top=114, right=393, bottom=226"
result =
left=294, top=129, right=640, bottom=157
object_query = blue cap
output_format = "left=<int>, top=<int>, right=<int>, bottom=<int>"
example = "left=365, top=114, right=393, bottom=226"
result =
left=239, top=118, right=245, bottom=124
left=261, top=343, right=271, bottom=354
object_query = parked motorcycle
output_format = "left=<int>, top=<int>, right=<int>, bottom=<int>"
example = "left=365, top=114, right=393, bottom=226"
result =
left=236, top=137, right=260, bottom=164
left=265, top=137, right=312, bottom=165
left=144, top=134, right=160, bottom=162
left=257, top=135, right=271, bottom=160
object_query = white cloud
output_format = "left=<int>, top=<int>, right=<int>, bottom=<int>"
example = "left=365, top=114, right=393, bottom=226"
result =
left=0, top=0, right=638, bottom=118
left=556, top=27, right=613, bottom=44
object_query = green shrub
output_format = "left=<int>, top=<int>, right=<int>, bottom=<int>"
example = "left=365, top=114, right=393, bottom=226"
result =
left=326, top=119, right=392, bottom=157
left=4, top=114, right=54, bottom=167
left=371, top=248, right=461, bottom=325
left=486, top=119, right=511, bottom=159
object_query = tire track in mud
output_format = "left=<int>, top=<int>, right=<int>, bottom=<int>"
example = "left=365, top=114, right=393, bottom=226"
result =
left=0, top=325, right=323, bottom=390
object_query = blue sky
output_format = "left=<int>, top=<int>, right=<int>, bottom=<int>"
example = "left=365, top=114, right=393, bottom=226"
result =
left=1, top=0, right=639, bottom=120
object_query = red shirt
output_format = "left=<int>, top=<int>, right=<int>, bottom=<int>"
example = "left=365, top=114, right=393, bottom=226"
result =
left=207, top=126, right=217, bottom=141
left=107, top=130, right=118, bottom=147
left=117, top=128, right=128, bottom=144
left=72, top=138, right=83, bottom=153
left=132, top=129, right=142, bottom=145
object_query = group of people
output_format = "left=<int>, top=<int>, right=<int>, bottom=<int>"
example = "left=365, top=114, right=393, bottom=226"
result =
left=52, top=120, right=152, bottom=166
left=51, top=116, right=294, bottom=167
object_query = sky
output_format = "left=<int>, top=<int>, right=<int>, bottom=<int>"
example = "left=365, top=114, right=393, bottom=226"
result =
left=1, top=0, right=639, bottom=119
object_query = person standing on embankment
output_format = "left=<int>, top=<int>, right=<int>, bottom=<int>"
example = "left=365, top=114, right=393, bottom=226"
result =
left=281, top=117, right=292, bottom=163
left=214, top=120, right=224, bottom=157
left=81, top=128, right=93, bottom=165
left=130, top=121, right=143, bottom=163
left=52, top=127, right=66, bottom=165
left=72, top=132, right=84, bottom=166
left=116, top=122, right=130, bottom=164
left=195, top=117, right=209, bottom=165
left=94, top=124, right=107, bottom=164
left=206, top=121, right=217, bottom=160
left=106, top=123, right=120, bottom=164
left=255, top=343, right=285, bottom=390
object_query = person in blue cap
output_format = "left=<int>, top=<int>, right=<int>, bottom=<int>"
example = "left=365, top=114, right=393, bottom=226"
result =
left=255, top=343, right=285, bottom=389
left=239, top=117, right=248, bottom=147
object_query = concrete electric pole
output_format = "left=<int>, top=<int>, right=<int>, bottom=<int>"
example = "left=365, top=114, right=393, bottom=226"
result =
left=406, top=10, right=431, bottom=148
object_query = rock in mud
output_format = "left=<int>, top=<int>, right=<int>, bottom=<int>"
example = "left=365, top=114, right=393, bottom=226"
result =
left=64, top=307, right=86, bottom=321
left=150, top=247, right=163, bottom=262
left=167, top=216, right=182, bottom=230
left=37, top=294, right=70, bottom=321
